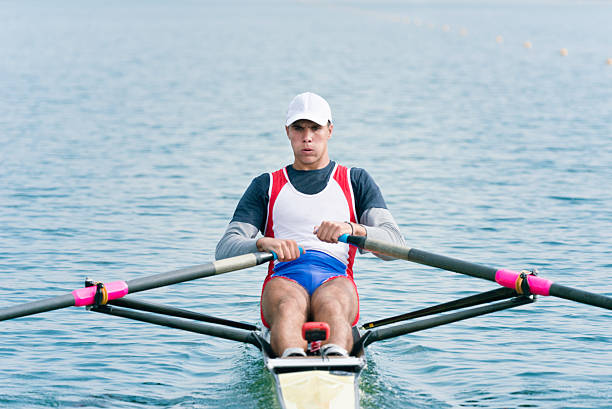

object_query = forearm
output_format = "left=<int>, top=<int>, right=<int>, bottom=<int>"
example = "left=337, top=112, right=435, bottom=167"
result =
left=359, top=208, right=406, bottom=260
left=215, top=221, right=260, bottom=260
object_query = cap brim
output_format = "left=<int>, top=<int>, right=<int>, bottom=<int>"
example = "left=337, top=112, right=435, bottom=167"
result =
left=286, top=113, right=329, bottom=127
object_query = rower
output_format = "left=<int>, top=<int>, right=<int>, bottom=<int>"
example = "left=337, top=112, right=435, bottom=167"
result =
left=216, top=92, right=405, bottom=357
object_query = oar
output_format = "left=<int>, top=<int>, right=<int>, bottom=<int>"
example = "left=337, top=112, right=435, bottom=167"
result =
left=339, top=235, right=612, bottom=310
left=0, top=251, right=275, bottom=322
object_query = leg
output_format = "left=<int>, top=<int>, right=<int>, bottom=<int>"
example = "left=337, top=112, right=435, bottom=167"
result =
left=310, top=277, right=358, bottom=352
left=261, top=277, right=310, bottom=356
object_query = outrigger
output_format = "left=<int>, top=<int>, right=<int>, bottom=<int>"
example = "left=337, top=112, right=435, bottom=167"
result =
left=1, top=236, right=610, bottom=409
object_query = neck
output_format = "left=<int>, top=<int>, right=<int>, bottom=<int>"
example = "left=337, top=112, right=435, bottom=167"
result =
left=292, top=157, right=330, bottom=171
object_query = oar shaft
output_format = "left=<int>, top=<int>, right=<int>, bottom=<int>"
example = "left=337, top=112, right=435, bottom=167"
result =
left=550, top=283, right=612, bottom=310
left=343, top=235, right=498, bottom=281
left=0, top=252, right=275, bottom=322
left=407, top=248, right=498, bottom=282
left=341, top=235, right=612, bottom=310
left=126, top=252, right=273, bottom=293
left=0, top=294, right=75, bottom=322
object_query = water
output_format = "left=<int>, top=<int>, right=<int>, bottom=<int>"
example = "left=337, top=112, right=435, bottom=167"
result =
left=1, top=0, right=611, bottom=407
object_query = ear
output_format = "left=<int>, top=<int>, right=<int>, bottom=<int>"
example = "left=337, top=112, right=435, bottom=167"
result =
left=286, top=126, right=290, bottom=139
left=327, top=123, right=333, bottom=139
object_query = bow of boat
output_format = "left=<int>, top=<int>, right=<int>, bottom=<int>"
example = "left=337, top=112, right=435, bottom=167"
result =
left=263, top=350, right=365, bottom=409
left=259, top=328, right=366, bottom=409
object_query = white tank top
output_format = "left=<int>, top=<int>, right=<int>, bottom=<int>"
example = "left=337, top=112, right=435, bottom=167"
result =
left=264, top=164, right=357, bottom=272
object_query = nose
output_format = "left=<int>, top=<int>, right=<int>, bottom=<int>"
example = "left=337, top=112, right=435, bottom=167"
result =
left=302, top=127, right=314, bottom=142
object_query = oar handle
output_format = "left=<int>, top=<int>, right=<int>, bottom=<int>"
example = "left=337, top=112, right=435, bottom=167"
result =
left=340, top=234, right=612, bottom=310
left=339, top=234, right=351, bottom=243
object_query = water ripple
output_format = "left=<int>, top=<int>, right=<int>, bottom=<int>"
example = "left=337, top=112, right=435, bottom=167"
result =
left=1, top=1, right=611, bottom=408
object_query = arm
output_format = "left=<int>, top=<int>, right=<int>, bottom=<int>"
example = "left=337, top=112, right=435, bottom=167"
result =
left=215, top=174, right=268, bottom=260
left=359, top=207, right=406, bottom=260
left=216, top=221, right=302, bottom=262
left=314, top=208, right=404, bottom=261
left=215, top=173, right=302, bottom=262
left=215, top=221, right=260, bottom=260
left=315, top=167, right=405, bottom=260
left=352, top=167, right=405, bottom=260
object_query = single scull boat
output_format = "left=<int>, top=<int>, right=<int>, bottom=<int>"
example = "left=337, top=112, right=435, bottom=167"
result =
left=1, top=235, right=610, bottom=408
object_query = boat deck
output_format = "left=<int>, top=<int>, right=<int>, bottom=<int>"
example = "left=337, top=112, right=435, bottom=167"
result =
left=264, top=353, right=365, bottom=409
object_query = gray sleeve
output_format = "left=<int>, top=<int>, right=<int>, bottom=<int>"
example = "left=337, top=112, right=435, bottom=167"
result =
left=215, top=221, right=261, bottom=260
left=359, top=207, right=406, bottom=261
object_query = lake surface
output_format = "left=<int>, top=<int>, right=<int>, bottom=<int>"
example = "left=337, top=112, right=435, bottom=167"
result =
left=1, top=0, right=610, bottom=408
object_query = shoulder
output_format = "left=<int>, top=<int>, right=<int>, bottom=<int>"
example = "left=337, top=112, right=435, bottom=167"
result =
left=251, top=172, right=270, bottom=190
left=348, top=167, right=387, bottom=217
left=247, top=165, right=293, bottom=195
left=349, top=167, right=377, bottom=187
left=239, top=172, right=270, bottom=200
left=230, top=172, right=271, bottom=230
left=349, top=167, right=369, bottom=178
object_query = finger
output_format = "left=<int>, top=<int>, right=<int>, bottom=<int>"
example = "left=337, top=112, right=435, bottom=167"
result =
left=328, top=222, right=350, bottom=243
left=273, top=246, right=285, bottom=261
left=317, top=222, right=338, bottom=243
left=277, top=240, right=298, bottom=261
left=327, top=222, right=343, bottom=242
left=315, top=224, right=328, bottom=242
left=315, top=225, right=327, bottom=241
left=288, top=240, right=301, bottom=259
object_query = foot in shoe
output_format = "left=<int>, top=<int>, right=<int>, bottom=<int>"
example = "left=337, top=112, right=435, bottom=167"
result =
left=321, top=343, right=348, bottom=357
left=280, top=347, right=306, bottom=358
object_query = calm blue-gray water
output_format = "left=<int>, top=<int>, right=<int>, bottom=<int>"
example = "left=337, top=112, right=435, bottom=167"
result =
left=1, top=1, right=611, bottom=408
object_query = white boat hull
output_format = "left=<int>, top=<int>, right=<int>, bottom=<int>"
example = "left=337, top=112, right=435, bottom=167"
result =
left=264, top=355, right=365, bottom=409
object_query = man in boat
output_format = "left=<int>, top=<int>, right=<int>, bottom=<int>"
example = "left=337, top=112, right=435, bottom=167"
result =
left=216, top=92, right=405, bottom=358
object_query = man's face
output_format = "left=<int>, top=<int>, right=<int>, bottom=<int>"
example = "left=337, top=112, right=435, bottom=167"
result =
left=286, top=119, right=333, bottom=170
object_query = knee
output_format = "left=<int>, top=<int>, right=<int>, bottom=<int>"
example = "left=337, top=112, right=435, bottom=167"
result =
left=278, top=296, right=306, bottom=314
left=313, top=297, right=346, bottom=319
left=267, top=295, right=308, bottom=324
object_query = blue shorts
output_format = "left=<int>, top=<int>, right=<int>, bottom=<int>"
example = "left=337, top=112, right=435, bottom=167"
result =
left=272, top=250, right=347, bottom=296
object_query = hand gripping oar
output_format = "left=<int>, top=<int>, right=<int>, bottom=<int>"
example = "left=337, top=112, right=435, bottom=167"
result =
left=0, top=251, right=277, bottom=322
left=339, top=235, right=612, bottom=310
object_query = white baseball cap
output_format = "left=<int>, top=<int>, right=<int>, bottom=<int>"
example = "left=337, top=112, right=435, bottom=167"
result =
left=285, top=92, right=333, bottom=127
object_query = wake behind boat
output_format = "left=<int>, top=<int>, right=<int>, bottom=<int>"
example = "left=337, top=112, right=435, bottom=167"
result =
left=1, top=236, right=610, bottom=408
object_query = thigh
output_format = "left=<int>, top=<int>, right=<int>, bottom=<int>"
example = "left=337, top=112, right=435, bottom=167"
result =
left=310, top=277, right=358, bottom=322
left=261, top=277, right=310, bottom=326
